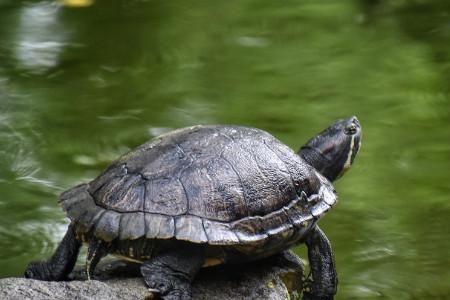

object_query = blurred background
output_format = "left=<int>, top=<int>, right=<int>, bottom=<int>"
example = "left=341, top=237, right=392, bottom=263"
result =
left=0, top=0, right=449, bottom=299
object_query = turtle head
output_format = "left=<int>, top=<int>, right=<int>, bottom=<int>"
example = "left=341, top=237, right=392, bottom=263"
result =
left=299, top=116, right=362, bottom=182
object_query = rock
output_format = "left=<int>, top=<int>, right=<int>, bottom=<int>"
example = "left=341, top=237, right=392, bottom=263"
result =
left=0, top=251, right=304, bottom=300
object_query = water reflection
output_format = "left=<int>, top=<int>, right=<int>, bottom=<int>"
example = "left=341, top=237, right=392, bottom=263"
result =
left=0, top=219, right=67, bottom=276
left=0, top=105, right=47, bottom=190
left=236, top=36, right=269, bottom=48
left=13, top=2, right=68, bottom=74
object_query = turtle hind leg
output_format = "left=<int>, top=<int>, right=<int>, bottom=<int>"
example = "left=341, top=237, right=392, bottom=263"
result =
left=303, top=225, right=337, bottom=300
left=141, top=243, right=205, bottom=300
left=24, top=224, right=81, bottom=281
left=86, top=239, right=110, bottom=280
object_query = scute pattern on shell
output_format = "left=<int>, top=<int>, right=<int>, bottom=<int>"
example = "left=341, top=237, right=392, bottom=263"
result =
left=59, top=125, right=337, bottom=245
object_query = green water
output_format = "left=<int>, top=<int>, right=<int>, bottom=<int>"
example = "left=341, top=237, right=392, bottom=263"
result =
left=1, top=0, right=449, bottom=299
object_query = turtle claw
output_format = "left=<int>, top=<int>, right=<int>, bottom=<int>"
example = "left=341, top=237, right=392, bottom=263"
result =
left=301, top=270, right=316, bottom=298
left=24, top=261, right=51, bottom=280
left=302, top=278, right=313, bottom=293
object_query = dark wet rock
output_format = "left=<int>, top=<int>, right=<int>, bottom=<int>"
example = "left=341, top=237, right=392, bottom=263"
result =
left=0, top=251, right=304, bottom=300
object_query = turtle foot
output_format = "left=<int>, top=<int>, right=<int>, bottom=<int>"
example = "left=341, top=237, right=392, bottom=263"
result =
left=143, top=272, right=192, bottom=300
left=24, top=261, right=59, bottom=281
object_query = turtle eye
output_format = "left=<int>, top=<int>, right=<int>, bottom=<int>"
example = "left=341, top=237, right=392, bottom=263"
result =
left=344, top=124, right=357, bottom=135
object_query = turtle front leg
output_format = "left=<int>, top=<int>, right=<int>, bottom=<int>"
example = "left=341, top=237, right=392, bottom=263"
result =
left=303, top=225, right=337, bottom=300
left=24, top=223, right=81, bottom=281
left=141, top=244, right=205, bottom=300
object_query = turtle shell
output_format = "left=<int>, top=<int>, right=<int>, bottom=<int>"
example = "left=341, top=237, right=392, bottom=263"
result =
left=60, top=125, right=337, bottom=246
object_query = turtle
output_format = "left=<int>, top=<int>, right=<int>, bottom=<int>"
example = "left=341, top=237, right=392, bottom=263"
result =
left=24, top=116, right=362, bottom=300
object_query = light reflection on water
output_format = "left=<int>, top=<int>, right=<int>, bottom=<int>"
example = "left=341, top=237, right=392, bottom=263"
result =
left=0, top=1, right=449, bottom=299
left=13, top=2, right=67, bottom=74
left=0, top=217, right=68, bottom=274
left=4, top=220, right=66, bottom=255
